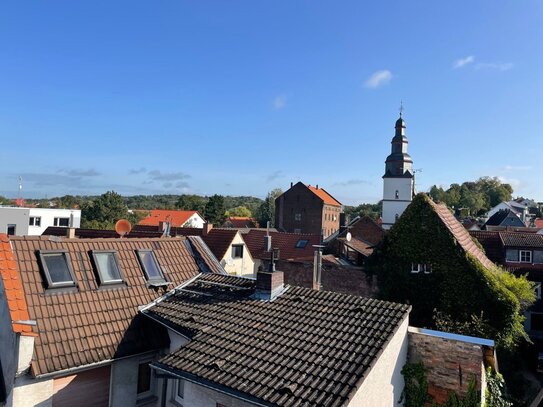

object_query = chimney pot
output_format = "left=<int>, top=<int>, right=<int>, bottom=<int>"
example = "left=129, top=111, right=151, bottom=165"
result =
left=66, top=227, right=76, bottom=239
left=203, top=222, right=213, bottom=236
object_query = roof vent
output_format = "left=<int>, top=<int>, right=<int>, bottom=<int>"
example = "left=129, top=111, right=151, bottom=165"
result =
left=291, top=295, right=304, bottom=303
left=278, top=384, right=296, bottom=395
left=183, top=315, right=197, bottom=323
left=352, top=305, right=366, bottom=313
left=207, top=359, right=225, bottom=370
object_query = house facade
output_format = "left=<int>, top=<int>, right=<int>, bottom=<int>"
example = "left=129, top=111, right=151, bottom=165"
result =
left=274, top=182, right=341, bottom=239
left=0, top=233, right=223, bottom=407
left=0, top=207, right=81, bottom=236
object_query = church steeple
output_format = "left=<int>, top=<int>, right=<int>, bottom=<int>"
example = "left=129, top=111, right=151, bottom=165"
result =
left=384, top=113, right=413, bottom=178
left=381, top=110, right=415, bottom=230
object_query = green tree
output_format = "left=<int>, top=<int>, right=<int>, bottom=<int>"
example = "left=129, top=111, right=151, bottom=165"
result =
left=81, top=191, right=139, bottom=230
left=176, top=194, right=207, bottom=213
left=255, top=188, right=282, bottom=227
left=203, top=194, right=226, bottom=225
left=225, top=206, right=252, bottom=218
left=343, top=202, right=382, bottom=220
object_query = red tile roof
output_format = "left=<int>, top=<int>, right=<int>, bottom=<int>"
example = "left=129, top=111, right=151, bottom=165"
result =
left=429, top=200, right=495, bottom=269
left=202, top=229, right=239, bottom=260
left=243, top=230, right=320, bottom=261
left=536, top=218, right=543, bottom=229
left=0, top=234, right=34, bottom=336
left=138, top=210, right=202, bottom=227
left=6, top=235, right=222, bottom=376
left=307, top=185, right=341, bottom=206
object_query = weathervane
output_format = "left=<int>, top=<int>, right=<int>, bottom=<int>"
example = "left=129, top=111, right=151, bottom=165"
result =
left=399, top=100, right=404, bottom=117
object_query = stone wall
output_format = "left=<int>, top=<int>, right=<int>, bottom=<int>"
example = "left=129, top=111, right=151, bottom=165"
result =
left=407, top=327, right=489, bottom=404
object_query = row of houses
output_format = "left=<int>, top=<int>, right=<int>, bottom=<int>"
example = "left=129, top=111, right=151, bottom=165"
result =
left=0, top=207, right=499, bottom=406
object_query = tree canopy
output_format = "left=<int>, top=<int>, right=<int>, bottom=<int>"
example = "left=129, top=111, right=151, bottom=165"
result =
left=203, top=194, right=226, bottom=225
left=428, top=177, right=513, bottom=216
left=254, top=188, right=282, bottom=228
left=81, top=191, right=143, bottom=230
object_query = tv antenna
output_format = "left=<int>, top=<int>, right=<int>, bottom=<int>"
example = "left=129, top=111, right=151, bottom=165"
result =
left=18, top=176, right=23, bottom=199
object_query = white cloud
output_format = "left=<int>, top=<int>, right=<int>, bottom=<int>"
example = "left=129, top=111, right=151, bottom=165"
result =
left=497, top=176, right=521, bottom=189
left=475, top=62, right=513, bottom=71
left=503, top=165, right=531, bottom=171
left=364, top=70, right=392, bottom=88
left=273, top=95, right=287, bottom=110
left=453, top=56, right=475, bottom=69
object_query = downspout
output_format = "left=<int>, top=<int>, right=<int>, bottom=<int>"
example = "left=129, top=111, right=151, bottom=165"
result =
left=160, top=376, right=168, bottom=407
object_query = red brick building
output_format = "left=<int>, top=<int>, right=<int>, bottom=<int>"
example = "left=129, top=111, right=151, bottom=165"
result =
left=275, top=182, right=342, bottom=239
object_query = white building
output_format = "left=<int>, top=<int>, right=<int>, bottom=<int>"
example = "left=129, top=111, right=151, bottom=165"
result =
left=382, top=113, right=414, bottom=229
left=0, top=207, right=81, bottom=236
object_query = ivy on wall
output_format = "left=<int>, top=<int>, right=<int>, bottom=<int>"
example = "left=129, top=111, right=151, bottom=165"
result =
left=370, top=194, right=535, bottom=349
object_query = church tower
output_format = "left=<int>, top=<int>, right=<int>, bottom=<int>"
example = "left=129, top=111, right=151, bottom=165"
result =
left=381, top=112, right=414, bottom=230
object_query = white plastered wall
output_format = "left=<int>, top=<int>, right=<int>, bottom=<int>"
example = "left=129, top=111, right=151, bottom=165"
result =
left=348, top=316, right=409, bottom=407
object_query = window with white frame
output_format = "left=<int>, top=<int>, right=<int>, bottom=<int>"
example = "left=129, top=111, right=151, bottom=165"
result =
left=136, top=361, right=155, bottom=402
left=54, top=217, right=70, bottom=227
left=172, top=379, right=184, bottom=405
left=520, top=250, right=532, bottom=263
left=231, top=244, right=243, bottom=259
left=29, top=216, right=41, bottom=227
left=395, top=190, right=399, bottom=199
left=411, top=263, right=432, bottom=274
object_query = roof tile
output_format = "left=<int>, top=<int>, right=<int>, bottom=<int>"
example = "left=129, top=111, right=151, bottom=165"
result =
left=6, top=234, right=222, bottom=375
left=146, top=274, right=409, bottom=407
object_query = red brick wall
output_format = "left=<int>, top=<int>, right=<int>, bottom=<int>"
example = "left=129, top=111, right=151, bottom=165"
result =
left=275, top=183, right=325, bottom=235
left=274, top=260, right=378, bottom=298
left=408, top=331, right=486, bottom=404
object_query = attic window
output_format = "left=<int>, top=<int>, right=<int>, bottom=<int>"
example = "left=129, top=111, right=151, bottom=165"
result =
left=136, top=249, right=166, bottom=285
left=38, top=251, right=77, bottom=288
left=91, top=251, right=123, bottom=285
left=295, top=240, right=308, bottom=248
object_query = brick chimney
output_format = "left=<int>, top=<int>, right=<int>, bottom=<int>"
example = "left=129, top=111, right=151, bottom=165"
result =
left=312, top=245, right=325, bottom=291
left=203, top=222, right=213, bottom=236
left=254, top=248, right=285, bottom=300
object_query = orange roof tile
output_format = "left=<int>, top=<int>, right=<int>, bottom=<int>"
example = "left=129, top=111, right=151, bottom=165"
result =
left=428, top=201, right=495, bottom=269
left=138, top=210, right=202, bottom=227
left=307, top=185, right=341, bottom=206
left=0, top=234, right=34, bottom=335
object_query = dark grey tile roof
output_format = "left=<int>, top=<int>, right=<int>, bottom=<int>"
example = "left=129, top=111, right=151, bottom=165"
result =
left=499, top=232, right=543, bottom=248
left=143, top=274, right=410, bottom=407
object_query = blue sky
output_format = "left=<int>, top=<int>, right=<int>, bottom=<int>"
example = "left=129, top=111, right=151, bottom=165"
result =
left=1, top=1, right=542, bottom=205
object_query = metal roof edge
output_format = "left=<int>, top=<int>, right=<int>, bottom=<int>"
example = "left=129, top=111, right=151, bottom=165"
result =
left=408, top=326, right=495, bottom=348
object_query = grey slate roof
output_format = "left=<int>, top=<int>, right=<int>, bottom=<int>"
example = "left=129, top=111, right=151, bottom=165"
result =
left=143, top=274, right=410, bottom=407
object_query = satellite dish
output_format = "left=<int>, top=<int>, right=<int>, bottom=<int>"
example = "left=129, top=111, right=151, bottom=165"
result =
left=346, top=232, right=352, bottom=242
left=226, top=258, right=234, bottom=266
left=115, top=219, right=132, bottom=237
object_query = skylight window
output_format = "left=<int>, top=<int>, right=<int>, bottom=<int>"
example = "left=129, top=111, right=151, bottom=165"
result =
left=91, top=251, right=123, bottom=285
left=38, top=251, right=77, bottom=288
left=296, top=239, right=309, bottom=248
left=136, top=249, right=166, bottom=285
